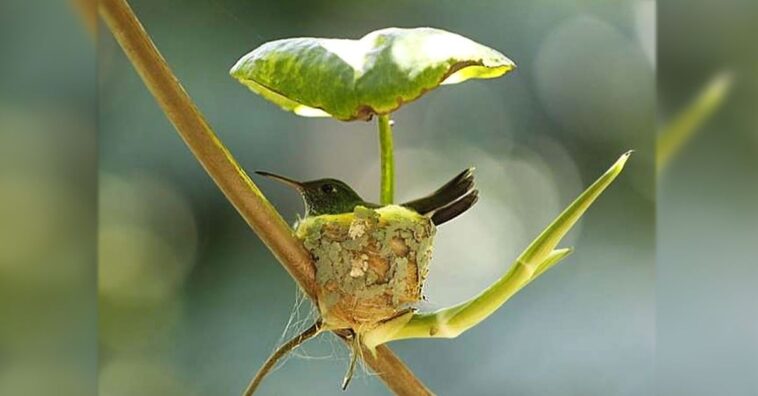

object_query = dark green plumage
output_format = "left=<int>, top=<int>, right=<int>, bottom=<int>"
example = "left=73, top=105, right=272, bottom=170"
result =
left=255, top=168, right=478, bottom=226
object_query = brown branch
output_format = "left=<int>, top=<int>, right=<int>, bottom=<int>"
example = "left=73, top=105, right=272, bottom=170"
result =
left=364, top=345, right=433, bottom=395
left=98, top=1, right=432, bottom=395
left=71, top=0, right=97, bottom=38
left=99, top=0, right=317, bottom=299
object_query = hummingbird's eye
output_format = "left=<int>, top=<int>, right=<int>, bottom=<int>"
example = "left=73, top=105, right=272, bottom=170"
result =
left=321, top=184, right=336, bottom=194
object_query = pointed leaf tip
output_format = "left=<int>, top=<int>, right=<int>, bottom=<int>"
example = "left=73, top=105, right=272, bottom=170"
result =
left=363, top=153, right=631, bottom=347
left=611, top=150, right=633, bottom=174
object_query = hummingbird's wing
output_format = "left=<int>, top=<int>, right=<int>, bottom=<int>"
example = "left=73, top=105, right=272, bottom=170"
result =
left=401, top=168, right=478, bottom=225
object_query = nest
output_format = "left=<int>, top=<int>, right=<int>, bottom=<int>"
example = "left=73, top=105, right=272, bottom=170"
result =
left=295, top=205, right=436, bottom=333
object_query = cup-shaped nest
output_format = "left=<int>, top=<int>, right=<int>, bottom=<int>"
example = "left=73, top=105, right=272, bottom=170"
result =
left=295, top=206, right=436, bottom=332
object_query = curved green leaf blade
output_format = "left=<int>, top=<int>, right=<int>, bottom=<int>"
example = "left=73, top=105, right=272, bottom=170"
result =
left=363, top=151, right=632, bottom=350
left=231, top=27, right=515, bottom=121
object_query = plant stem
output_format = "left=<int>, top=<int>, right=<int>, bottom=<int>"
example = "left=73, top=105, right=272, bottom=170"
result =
left=98, top=1, right=431, bottom=395
left=361, top=344, right=431, bottom=396
left=363, top=152, right=632, bottom=349
left=378, top=114, right=395, bottom=205
left=244, top=321, right=323, bottom=396
left=71, top=0, right=97, bottom=37
left=100, top=0, right=317, bottom=299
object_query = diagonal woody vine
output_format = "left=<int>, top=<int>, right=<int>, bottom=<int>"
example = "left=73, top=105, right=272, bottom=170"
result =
left=98, top=0, right=432, bottom=394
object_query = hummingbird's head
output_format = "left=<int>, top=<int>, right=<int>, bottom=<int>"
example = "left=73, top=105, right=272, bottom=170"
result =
left=255, top=171, right=366, bottom=216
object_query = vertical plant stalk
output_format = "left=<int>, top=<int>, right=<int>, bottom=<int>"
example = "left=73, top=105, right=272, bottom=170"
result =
left=378, top=114, right=395, bottom=204
left=98, top=1, right=431, bottom=395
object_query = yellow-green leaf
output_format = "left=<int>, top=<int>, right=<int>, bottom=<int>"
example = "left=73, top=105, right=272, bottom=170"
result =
left=362, top=151, right=632, bottom=350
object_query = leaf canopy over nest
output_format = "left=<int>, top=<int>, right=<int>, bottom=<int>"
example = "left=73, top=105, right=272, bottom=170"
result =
left=231, top=27, right=515, bottom=121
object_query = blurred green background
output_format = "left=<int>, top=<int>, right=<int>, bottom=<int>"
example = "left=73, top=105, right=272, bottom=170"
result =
left=97, top=1, right=654, bottom=395
left=32, top=0, right=758, bottom=395
left=658, top=1, right=758, bottom=395
left=0, top=1, right=95, bottom=395
left=11, top=1, right=758, bottom=395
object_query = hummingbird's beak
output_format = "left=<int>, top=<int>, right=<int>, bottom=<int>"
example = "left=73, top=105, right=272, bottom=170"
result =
left=254, top=171, right=304, bottom=191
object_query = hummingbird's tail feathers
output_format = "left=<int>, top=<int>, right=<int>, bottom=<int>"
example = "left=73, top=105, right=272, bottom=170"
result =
left=402, top=168, right=476, bottom=216
left=430, top=189, right=479, bottom=226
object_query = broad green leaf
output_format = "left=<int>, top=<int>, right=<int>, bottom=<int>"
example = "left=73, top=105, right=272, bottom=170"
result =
left=230, top=27, right=515, bottom=121
left=362, top=152, right=632, bottom=350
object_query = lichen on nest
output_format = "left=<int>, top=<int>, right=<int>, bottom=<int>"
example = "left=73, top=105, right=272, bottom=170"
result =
left=295, top=205, right=436, bottom=333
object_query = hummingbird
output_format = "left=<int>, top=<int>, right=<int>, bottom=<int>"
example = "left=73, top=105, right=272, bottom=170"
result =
left=255, top=168, right=479, bottom=226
